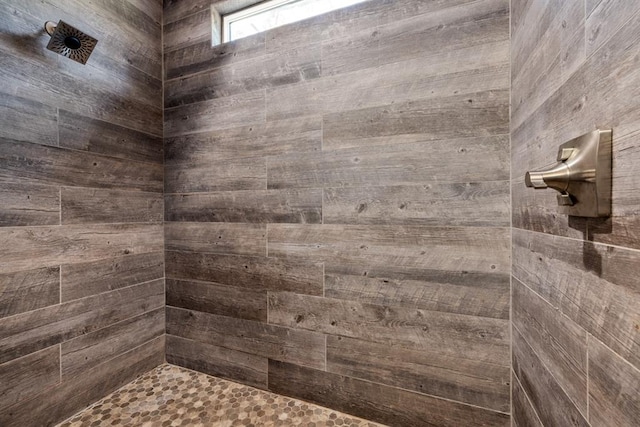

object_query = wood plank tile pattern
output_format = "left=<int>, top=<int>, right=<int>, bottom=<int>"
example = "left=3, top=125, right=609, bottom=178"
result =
left=0, top=140, right=163, bottom=193
left=164, top=189, right=322, bottom=223
left=512, top=327, right=589, bottom=427
left=0, top=223, right=163, bottom=273
left=0, top=93, right=57, bottom=147
left=0, top=0, right=164, bottom=425
left=166, top=306, right=326, bottom=370
left=512, top=372, right=543, bottom=427
left=58, top=110, right=163, bottom=164
left=61, top=187, right=163, bottom=225
left=166, top=278, right=267, bottom=322
left=7, top=0, right=640, bottom=426
left=0, top=267, right=60, bottom=319
left=0, top=337, right=165, bottom=427
left=164, top=0, right=510, bottom=424
left=588, top=337, right=640, bottom=427
left=0, top=279, right=164, bottom=365
left=0, top=345, right=60, bottom=411
left=60, top=308, right=164, bottom=378
left=324, top=264, right=510, bottom=320
left=511, top=0, right=640, bottom=425
left=0, top=183, right=60, bottom=227
left=60, top=252, right=164, bottom=302
left=512, top=279, right=588, bottom=415
left=326, top=335, right=510, bottom=412
left=269, top=360, right=510, bottom=427
left=165, top=251, right=324, bottom=296
left=166, top=336, right=269, bottom=390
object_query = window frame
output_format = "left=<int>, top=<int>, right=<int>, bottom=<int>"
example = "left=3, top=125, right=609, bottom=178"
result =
left=222, top=0, right=295, bottom=43
left=219, top=0, right=370, bottom=44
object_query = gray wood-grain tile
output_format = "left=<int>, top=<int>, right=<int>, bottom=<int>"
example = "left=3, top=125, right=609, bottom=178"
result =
left=165, top=189, right=322, bottom=224
left=166, top=335, right=268, bottom=390
left=512, top=327, right=589, bottom=427
left=512, top=278, right=588, bottom=415
left=268, top=292, right=509, bottom=363
left=0, top=0, right=163, bottom=423
left=589, top=336, right=640, bottom=426
left=512, top=372, right=543, bottom=427
left=0, top=93, right=57, bottom=147
left=163, top=8, right=210, bottom=53
left=0, top=183, right=60, bottom=227
left=0, top=267, right=59, bottom=319
left=327, top=335, right=510, bottom=412
left=165, top=251, right=323, bottom=296
left=0, top=345, right=60, bottom=411
left=164, top=90, right=265, bottom=138
left=163, top=0, right=511, bottom=422
left=61, top=308, right=164, bottom=378
left=0, top=224, right=163, bottom=273
left=267, top=136, right=509, bottom=190
left=512, top=229, right=640, bottom=371
left=165, top=222, right=266, bottom=256
left=58, top=110, right=163, bottom=164
left=167, top=278, right=267, bottom=322
left=0, top=279, right=164, bottom=364
left=324, top=182, right=510, bottom=227
left=165, top=44, right=321, bottom=107
left=164, top=34, right=265, bottom=80
left=268, top=224, right=510, bottom=273
left=61, top=187, right=163, bottom=224
left=0, top=336, right=164, bottom=426
left=0, top=140, right=164, bottom=193
left=268, top=360, right=510, bottom=427
left=325, top=264, right=510, bottom=320
left=166, top=306, right=325, bottom=370
left=165, top=116, right=321, bottom=163
left=61, top=252, right=164, bottom=302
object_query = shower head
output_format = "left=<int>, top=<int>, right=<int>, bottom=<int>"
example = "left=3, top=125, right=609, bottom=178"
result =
left=44, top=20, right=98, bottom=65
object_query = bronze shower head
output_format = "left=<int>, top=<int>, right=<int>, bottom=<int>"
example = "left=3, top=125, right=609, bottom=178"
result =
left=44, top=20, right=98, bottom=65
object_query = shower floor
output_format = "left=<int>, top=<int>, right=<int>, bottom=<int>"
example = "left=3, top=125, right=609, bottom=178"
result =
left=56, top=364, right=384, bottom=427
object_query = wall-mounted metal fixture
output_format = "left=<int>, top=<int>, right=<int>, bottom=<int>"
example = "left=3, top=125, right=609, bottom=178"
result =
left=44, top=20, right=98, bottom=65
left=525, top=129, right=612, bottom=217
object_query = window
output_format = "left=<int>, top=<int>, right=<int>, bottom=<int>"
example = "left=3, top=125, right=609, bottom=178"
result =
left=220, top=0, right=370, bottom=43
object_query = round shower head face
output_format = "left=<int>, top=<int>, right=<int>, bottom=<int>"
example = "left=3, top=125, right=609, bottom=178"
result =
left=45, top=20, right=98, bottom=65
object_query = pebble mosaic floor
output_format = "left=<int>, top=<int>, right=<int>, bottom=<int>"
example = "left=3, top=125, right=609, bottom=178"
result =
left=56, top=364, right=385, bottom=427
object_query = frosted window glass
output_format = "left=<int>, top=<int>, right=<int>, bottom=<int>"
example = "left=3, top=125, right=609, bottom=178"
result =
left=224, top=0, right=370, bottom=42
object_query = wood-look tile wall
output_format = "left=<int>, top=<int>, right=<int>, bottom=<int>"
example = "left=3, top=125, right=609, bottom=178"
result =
left=164, top=0, right=511, bottom=425
left=0, top=1, right=164, bottom=425
left=512, top=0, right=640, bottom=425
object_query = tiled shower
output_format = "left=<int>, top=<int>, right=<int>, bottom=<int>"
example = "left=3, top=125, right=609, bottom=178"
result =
left=0, top=0, right=638, bottom=426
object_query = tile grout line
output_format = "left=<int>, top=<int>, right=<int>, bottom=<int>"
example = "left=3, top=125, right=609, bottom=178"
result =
left=324, top=333, right=328, bottom=372
left=59, top=263, right=63, bottom=305
left=161, top=0, right=167, bottom=366
left=508, top=0, right=513, bottom=421
left=586, top=332, right=590, bottom=421
left=515, top=226, right=640, bottom=255
left=59, top=187, right=62, bottom=226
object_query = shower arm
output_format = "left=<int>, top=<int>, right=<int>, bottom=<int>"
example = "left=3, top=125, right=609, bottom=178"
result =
left=44, top=21, right=57, bottom=36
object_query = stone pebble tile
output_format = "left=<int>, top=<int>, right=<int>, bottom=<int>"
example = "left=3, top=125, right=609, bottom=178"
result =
left=56, top=364, right=386, bottom=427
